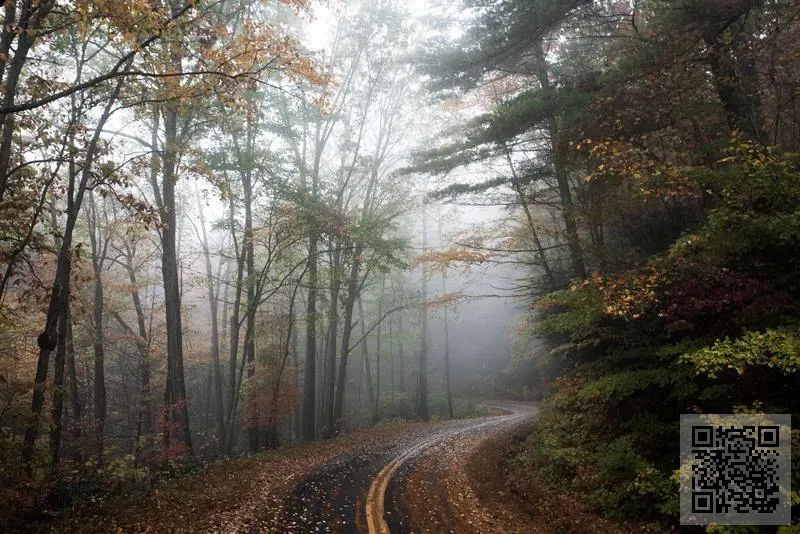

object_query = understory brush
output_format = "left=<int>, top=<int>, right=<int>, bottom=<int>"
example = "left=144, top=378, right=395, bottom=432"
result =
left=525, top=146, right=800, bottom=526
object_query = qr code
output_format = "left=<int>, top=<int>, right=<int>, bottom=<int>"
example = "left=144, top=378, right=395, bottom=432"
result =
left=680, top=414, right=791, bottom=526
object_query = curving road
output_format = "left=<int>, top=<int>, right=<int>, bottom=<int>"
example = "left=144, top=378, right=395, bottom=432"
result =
left=269, top=402, right=538, bottom=534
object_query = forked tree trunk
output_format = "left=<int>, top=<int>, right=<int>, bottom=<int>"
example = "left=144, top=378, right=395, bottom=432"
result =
left=22, top=75, right=123, bottom=469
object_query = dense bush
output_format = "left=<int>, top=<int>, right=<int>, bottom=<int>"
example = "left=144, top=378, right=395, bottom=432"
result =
left=527, top=146, right=800, bottom=523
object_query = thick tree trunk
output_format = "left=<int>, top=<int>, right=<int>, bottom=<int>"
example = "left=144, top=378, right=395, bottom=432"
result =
left=535, top=43, right=586, bottom=280
left=0, top=0, right=55, bottom=199
left=160, top=102, right=193, bottom=457
left=703, top=33, right=767, bottom=144
left=49, top=282, right=69, bottom=466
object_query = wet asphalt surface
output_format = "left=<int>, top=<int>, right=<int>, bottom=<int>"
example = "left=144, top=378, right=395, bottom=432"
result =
left=270, top=403, right=537, bottom=534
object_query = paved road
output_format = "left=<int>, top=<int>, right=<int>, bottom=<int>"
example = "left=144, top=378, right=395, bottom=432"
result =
left=269, top=402, right=538, bottom=533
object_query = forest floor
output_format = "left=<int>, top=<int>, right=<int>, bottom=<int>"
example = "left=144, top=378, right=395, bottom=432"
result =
left=43, top=420, right=443, bottom=533
left=34, top=405, right=672, bottom=533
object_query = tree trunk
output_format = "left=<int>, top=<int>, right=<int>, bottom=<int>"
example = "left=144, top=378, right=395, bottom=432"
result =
left=442, top=273, right=453, bottom=420
left=241, top=124, right=258, bottom=452
left=417, top=206, right=429, bottom=421
left=322, top=246, right=342, bottom=437
left=292, top=310, right=300, bottom=442
left=358, top=297, right=375, bottom=415
left=0, top=0, right=54, bottom=200
left=535, top=42, right=585, bottom=280
left=159, top=102, right=193, bottom=457
left=21, top=75, right=123, bottom=468
left=374, top=275, right=384, bottom=420
left=265, top=271, right=305, bottom=449
left=226, top=191, right=245, bottom=453
left=302, top=234, right=318, bottom=440
left=389, top=302, right=394, bottom=404
left=49, top=188, right=70, bottom=466
left=703, top=29, right=767, bottom=144
left=506, top=141, right=556, bottom=289
left=332, top=243, right=364, bottom=434
left=398, top=314, right=404, bottom=393
left=49, top=279, right=69, bottom=466
left=87, top=194, right=107, bottom=468
left=195, top=184, right=226, bottom=451
left=66, top=308, right=81, bottom=449
left=438, top=215, right=453, bottom=420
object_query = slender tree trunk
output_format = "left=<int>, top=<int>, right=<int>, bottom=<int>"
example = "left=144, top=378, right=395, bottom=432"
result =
left=302, top=234, right=318, bottom=440
left=442, top=274, right=453, bottom=420
left=21, top=75, right=123, bottom=468
left=226, top=192, right=245, bottom=452
left=358, top=297, right=375, bottom=416
left=374, top=275, right=384, bottom=420
left=505, top=142, right=555, bottom=288
left=398, top=314, right=404, bottom=393
left=437, top=218, right=453, bottom=419
left=241, top=125, right=258, bottom=452
left=228, top=327, right=249, bottom=453
left=417, top=206, right=429, bottom=421
left=389, top=303, right=394, bottom=404
left=332, top=244, right=364, bottom=434
left=88, top=195, right=107, bottom=468
left=119, top=247, right=153, bottom=463
left=292, top=310, right=300, bottom=442
left=266, top=271, right=306, bottom=448
left=195, top=184, right=226, bottom=451
left=322, top=246, right=342, bottom=437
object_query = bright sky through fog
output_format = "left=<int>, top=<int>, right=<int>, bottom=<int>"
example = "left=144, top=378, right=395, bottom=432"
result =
left=304, top=0, right=466, bottom=53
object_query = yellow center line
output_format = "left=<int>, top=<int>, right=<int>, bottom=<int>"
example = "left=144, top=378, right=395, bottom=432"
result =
left=364, top=410, right=525, bottom=534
